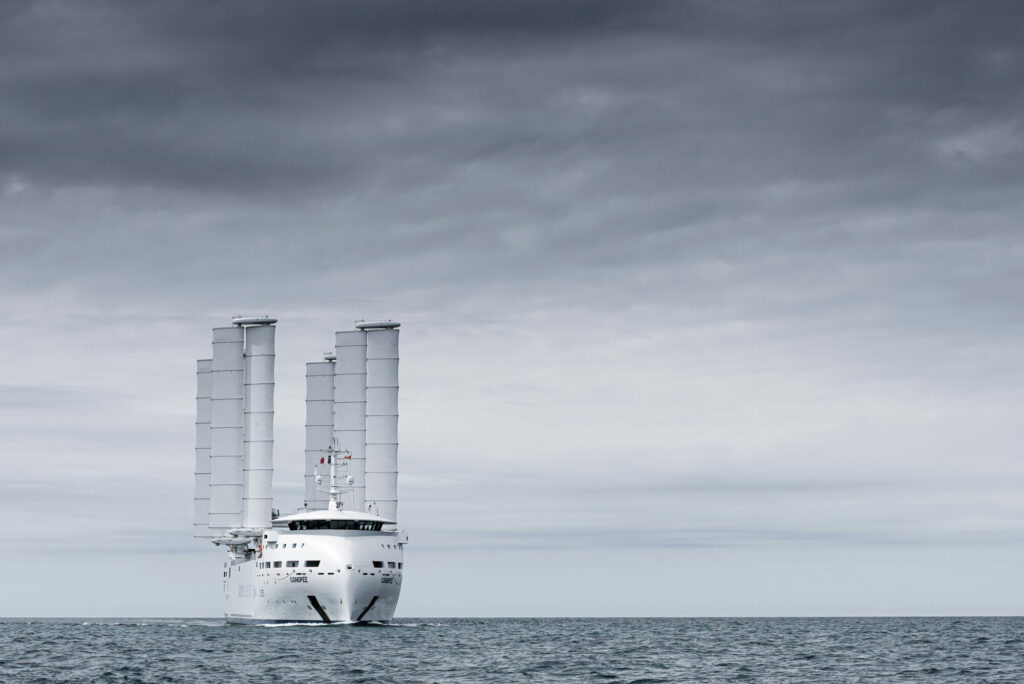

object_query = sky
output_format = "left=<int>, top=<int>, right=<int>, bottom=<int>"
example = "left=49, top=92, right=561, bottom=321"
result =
left=1, top=0, right=1023, bottom=617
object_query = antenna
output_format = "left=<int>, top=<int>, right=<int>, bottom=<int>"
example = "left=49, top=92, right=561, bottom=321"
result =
left=313, top=438, right=351, bottom=511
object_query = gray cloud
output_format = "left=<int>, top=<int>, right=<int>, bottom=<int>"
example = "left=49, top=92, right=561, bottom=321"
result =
left=3, top=0, right=1022, bottom=199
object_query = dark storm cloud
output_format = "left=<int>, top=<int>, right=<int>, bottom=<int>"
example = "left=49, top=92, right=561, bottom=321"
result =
left=3, top=0, right=1022, bottom=333
left=0, top=0, right=660, bottom=192
left=2, top=0, right=1023, bottom=200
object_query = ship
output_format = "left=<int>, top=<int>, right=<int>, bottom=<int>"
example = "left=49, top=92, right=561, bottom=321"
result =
left=192, top=316, right=407, bottom=624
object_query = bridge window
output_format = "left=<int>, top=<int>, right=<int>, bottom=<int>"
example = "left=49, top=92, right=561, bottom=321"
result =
left=305, top=560, right=320, bottom=567
left=372, top=561, right=384, bottom=568
left=273, top=561, right=282, bottom=568
left=285, top=519, right=384, bottom=531
left=286, top=561, right=299, bottom=568
left=388, top=562, right=396, bottom=569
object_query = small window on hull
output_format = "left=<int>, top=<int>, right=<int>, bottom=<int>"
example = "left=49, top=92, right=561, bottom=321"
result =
left=286, top=561, right=299, bottom=568
left=273, top=561, right=282, bottom=568
left=372, top=561, right=384, bottom=568
left=304, top=560, right=320, bottom=567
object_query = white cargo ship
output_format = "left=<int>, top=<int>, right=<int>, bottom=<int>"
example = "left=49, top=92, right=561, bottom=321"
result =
left=193, top=317, right=406, bottom=624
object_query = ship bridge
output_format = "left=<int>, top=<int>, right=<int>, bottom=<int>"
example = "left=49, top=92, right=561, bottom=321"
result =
left=273, top=509, right=396, bottom=532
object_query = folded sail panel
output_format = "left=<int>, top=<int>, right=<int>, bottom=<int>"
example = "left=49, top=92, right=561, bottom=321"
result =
left=334, top=330, right=367, bottom=512
left=363, top=325, right=399, bottom=522
left=209, top=326, right=244, bottom=533
left=242, top=323, right=275, bottom=529
left=193, top=359, right=213, bottom=538
left=304, top=360, right=334, bottom=509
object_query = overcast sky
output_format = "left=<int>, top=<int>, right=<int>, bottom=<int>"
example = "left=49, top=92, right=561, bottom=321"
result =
left=2, top=0, right=1023, bottom=617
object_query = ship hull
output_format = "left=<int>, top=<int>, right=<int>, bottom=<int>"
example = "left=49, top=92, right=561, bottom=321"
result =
left=223, top=529, right=403, bottom=624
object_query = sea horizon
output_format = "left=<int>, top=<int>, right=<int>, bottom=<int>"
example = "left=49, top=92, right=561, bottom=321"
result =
left=4, top=614, right=1024, bottom=620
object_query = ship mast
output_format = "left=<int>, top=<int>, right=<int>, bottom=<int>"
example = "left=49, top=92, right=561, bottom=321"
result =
left=320, top=438, right=351, bottom=512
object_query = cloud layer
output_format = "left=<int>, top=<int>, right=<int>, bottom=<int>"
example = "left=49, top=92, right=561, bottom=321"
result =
left=1, top=0, right=1023, bottom=616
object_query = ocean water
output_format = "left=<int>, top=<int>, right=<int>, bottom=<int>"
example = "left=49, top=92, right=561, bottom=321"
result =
left=1, top=617, right=1022, bottom=682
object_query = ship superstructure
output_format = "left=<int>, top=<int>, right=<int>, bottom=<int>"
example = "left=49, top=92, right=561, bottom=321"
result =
left=193, top=317, right=406, bottom=624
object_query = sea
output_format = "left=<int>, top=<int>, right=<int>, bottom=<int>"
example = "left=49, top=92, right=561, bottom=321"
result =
left=1, top=617, right=1022, bottom=682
